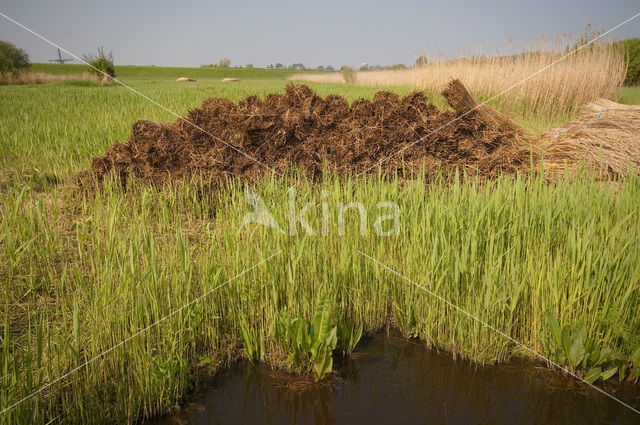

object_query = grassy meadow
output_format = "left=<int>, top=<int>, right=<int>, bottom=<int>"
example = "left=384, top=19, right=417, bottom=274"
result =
left=620, top=86, right=640, bottom=105
left=0, top=66, right=413, bottom=190
left=27, top=63, right=310, bottom=80
left=1, top=63, right=640, bottom=423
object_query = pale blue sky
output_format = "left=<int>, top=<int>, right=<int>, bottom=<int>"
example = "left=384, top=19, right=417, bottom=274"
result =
left=0, top=0, right=639, bottom=68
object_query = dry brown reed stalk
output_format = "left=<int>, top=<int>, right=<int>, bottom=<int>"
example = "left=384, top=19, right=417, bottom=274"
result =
left=414, top=42, right=625, bottom=119
left=289, top=37, right=626, bottom=120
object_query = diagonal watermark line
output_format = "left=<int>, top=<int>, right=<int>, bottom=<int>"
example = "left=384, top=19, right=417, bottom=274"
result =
left=355, top=11, right=640, bottom=178
left=0, top=11, right=282, bottom=177
left=0, top=250, right=282, bottom=416
left=358, top=250, right=640, bottom=416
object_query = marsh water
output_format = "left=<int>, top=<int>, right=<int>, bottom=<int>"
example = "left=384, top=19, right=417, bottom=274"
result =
left=151, top=332, right=640, bottom=425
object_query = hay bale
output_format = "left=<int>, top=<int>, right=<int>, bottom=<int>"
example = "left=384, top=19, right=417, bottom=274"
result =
left=222, top=78, right=241, bottom=82
left=176, top=77, right=196, bottom=82
left=539, top=100, right=640, bottom=179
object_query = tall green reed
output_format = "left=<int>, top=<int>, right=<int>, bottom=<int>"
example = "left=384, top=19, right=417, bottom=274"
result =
left=0, top=170, right=638, bottom=423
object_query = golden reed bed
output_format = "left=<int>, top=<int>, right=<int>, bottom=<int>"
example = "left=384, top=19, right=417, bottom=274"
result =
left=289, top=39, right=626, bottom=119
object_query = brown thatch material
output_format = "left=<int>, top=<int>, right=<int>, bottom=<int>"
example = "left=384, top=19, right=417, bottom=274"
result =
left=86, top=80, right=537, bottom=188
left=539, top=100, right=640, bottom=179
left=82, top=80, right=640, bottom=189
left=442, top=79, right=538, bottom=175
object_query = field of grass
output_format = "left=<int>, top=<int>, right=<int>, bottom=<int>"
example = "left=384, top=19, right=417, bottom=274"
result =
left=2, top=171, right=640, bottom=423
left=28, top=63, right=312, bottom=80
left=0, top=72, right=413, bottom=190
left=1, top=66, right=640, bottom=423
left=620, top=86, right=640, bottom=105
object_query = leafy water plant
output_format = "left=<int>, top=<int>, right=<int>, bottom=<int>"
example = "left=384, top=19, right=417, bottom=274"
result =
left=285, top=300, right=337, bottom=381
left=544, top=312, right=619, bottom=383
left=274, top=301, right=362, bottom=381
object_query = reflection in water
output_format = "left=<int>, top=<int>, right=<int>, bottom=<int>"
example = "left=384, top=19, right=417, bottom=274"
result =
left=151, top=332, right=640, bottom=425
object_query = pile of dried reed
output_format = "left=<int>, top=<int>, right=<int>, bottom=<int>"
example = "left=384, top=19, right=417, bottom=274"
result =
left=539, top=100, right=640, bottom=179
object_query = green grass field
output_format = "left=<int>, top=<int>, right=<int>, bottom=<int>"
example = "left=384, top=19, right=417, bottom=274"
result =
left=0, top=64, right=414, bottom=190
left=28, top=62, right=313, bottom=80
left=1, top=64, right=639, bottom=423
left=620, top=86, right=640, bottom=105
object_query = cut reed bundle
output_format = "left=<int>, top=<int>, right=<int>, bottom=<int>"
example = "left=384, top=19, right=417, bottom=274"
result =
left=540, top=100, right=640, bottom=179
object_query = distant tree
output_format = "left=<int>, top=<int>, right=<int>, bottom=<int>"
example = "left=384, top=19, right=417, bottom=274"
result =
left=217, top=58, right=230, bottom=68
left=0, top=40, right=30, bottom=74
left=415, top=56, right=428, bottom=67
left=245, top=63, right=254, bottom=69
left=340, top=65, right=356, bottom=84
left=275, top=63, right=284, bottom=69
left=267, top=64, right=274, bottom=69
left=359, top=63, right=369, bottom=71
left=390, top=63, right=406, bottom=70
left=316, top=65, right=324, bottom=71
left=616, top=38, right=640, bottom=85
left=82, top=46, right=115, bottom=78
left=326, top=65, right=335, bottom=71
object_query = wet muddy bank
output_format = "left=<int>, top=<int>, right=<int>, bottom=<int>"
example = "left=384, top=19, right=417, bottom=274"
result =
left=148, top=331, right=640, bottom=425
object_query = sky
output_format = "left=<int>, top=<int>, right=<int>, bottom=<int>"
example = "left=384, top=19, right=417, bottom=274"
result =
left=0, top=0, right=639, bottom=68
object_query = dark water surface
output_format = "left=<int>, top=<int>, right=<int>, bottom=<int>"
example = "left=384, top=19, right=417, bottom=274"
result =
left=151, top=333, right=640, bottom=425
